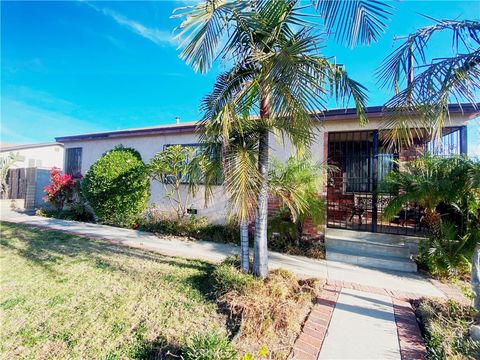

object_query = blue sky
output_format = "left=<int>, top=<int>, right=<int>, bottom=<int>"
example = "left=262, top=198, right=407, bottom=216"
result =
left=1, top=0, right=479, bottom=154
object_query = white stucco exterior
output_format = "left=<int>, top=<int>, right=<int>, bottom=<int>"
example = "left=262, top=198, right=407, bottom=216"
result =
left=0, top=142, right=64, bottom=170
left=58, top=112, right=472, bottom=224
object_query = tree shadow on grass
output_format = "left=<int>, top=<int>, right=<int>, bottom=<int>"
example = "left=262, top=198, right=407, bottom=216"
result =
left=101, top=333, right=183, bottom=360
left=0, top=223, right=217, bottom=303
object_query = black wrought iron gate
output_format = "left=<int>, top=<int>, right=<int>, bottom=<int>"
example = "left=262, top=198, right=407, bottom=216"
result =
left=326, top=130, right=424, bottom=236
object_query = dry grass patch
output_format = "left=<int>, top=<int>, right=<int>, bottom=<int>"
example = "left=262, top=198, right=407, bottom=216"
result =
left=413, top=298, right=480, bottom=359
left=212, top=257, right=322, bottom=358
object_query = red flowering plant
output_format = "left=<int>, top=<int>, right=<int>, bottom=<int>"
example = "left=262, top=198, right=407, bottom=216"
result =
left=43, top=167, right=77, bottom=210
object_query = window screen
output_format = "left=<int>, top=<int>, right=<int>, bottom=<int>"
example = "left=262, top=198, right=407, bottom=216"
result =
left=65, top=147, right=82, bottom=177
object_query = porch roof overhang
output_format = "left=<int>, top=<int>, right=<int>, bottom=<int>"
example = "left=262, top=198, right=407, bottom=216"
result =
left=55, top=103, right=480, bottom=143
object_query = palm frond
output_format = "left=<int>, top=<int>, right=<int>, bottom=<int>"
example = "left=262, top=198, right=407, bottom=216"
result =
left=377, top=19, right=480, bottom=91
left=314, top=0, right=394, bottom=47
left=224, top=136, right=262, bottom=221
left=382, top=50, right=480, bottom=148
left=173, top=0, right=247, bottom=73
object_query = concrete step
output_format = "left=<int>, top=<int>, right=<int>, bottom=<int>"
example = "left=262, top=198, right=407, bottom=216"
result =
left=326, top=249, right=418, bottom=273
left=326, top=228, right=424, bottom=246
left=325, top=236, right=411, bottom=258
left=325, top=228, right=419, bottom=272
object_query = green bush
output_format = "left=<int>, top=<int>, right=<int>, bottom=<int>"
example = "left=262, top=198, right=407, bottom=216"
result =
left=417, top=222, right=479, bottom=279
left=212, top=256, right=261, bottom=294
left=183, top=332, right=236, bottom=360
left=82, top=146, right=149, bottom=227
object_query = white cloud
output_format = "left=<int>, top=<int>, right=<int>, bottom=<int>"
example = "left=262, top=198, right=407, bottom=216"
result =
left=84, top=2, right=176, bottom=47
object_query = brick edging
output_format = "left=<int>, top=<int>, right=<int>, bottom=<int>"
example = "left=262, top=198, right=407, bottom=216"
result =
left=326, top=279, right=427, bottom=301
left=289, top=285, right=340, bottom=359
left=428, top=278, right=470, bottom=305
left=392, top=298, right=427, bottom=360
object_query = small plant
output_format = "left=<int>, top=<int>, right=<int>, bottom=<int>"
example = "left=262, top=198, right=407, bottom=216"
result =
left=148, top=145, right=204, bottom=220
left=268, top=157, right=327, bottom=245
left=43, top=167, right=76, bottom=210
left=0, top=152, right=19, bottom=199
left=82, top=146, right=149, bottom=227
left=417, top=222, right=477, bottom=279
left=183, top=332, right=236, bottom=360
left=137, top=205, right=240, bottom=243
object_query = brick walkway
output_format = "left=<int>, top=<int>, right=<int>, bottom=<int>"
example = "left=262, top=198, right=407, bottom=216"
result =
left=289, top=281, right=427, bottom=360
left=290, top=285, right=340, bottom=359
left=429, top=278, right=471, bottom=305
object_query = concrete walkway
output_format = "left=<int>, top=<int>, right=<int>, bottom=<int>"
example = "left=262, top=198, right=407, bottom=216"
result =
left=1, top=210, right=444, bottom=298
left=318, top=288, right=400, bottom=360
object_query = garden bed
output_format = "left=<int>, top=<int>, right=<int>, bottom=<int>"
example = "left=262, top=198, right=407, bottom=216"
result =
left=413, top=298, right=480, bottom=359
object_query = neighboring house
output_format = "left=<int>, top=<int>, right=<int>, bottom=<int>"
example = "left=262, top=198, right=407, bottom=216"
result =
left=56, top=104, right=479, bottom=234
left=0, top=142, right=64, bottom=169
left=0, top=142, right=64, bottom=209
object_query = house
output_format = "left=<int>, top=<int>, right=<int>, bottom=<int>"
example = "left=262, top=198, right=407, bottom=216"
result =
left=0, top=142, right=64, bottom=169
left=0, top=142, right=64, bottom=210
left=56, top=104, right=479, bottom=233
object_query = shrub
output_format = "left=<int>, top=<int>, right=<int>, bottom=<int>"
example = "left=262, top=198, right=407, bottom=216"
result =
left=417, top=222, right=479, bottom=280
left=137, top=205, right=240, bottom=243
left=212, top=257, right=321, bottom=357
left=183, top=332, right=236, bottom=360
left=268, top=157, right=327, bottom=245
left=268, top=214, right=326, bottom=260
left=149, top=145, right=204, bottom=220
left=35, top=204, right=95, bottom=222
left=82, top=146, right=149, bottom=227
left=43, top=167, right=76, bottom=210
left=414, top=298, right=480, bottom=359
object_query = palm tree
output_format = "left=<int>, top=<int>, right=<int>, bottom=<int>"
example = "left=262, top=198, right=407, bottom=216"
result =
left=381, top=155, right=480, bottom=236
left=173, top=0, right=393, bottom=278
left=268, top=157, right=327, bottom=244
left=377, top=19, right=480, bottom=148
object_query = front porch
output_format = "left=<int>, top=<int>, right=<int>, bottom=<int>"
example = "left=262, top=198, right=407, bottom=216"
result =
left=325, top=127, right=467, bottom=236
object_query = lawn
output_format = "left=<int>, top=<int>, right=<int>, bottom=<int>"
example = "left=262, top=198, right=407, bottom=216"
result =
left=0, top=222, right=228, bottom=359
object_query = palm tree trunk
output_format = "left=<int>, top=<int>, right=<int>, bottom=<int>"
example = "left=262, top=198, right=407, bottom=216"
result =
left=254, top=127, right=269, bottom=279
left=472, top=244, right=480, bottom=311
left=424, top=208, right=441, bottom=238
left=240, top=220, right=249, bottom=272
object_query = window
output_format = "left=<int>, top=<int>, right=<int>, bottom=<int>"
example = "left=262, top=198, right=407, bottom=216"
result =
left=425, top=127, right=462, bottom=156
left=65, top=147, right=82, bottom=177
left=329, top=131, right=397, bottom=193
left=163, top=144, right=223, bottom=185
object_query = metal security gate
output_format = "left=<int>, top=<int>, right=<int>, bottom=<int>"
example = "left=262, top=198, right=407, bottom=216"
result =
left=326, top=130, right=425, bottom=236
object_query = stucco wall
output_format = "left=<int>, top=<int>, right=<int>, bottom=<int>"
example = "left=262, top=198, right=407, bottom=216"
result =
left=61, top=114, right=470, bottom=224
left=0, top=144, right=64, bottom=169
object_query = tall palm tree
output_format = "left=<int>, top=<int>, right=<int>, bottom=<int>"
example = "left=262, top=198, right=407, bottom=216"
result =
left=173, top=0, right=393, bottom=278
left=377, top=19, right=480, bottom=148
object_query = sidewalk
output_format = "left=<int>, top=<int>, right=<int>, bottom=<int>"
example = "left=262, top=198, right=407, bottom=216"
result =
left=289, top=284, right=426, bottom=360
left=1, top=210, right=444, bottom=298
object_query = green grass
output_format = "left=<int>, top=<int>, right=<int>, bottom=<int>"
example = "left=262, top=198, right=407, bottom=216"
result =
left=0, top=222, right=228, bottom=359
